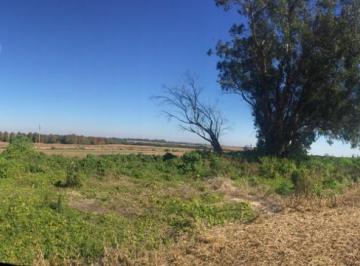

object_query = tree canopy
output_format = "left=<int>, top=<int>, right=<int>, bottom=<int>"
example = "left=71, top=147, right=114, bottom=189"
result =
left=214, top=0, right=360, bottom=156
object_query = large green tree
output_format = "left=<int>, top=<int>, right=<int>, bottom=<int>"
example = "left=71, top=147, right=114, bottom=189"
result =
left=214, top=0, right=360, bottom=156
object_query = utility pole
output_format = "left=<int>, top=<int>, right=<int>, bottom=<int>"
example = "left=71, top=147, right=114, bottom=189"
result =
left=38, top=125, right=41, bottom=143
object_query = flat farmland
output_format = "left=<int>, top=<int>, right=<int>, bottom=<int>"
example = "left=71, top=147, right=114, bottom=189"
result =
left=0, top=142, right=200, bottom=157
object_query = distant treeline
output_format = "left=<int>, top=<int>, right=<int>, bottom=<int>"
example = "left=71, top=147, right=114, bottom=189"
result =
left=0, top=131, right=207, bottom=148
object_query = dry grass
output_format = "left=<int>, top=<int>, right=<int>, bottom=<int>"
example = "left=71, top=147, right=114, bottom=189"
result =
left=158, top=207, right=360, bottom=265
left=93, top=185, right=360, bottom=266
left=0, top=141, right=195, bottom=157
left=32, top=180, right=360, bottom=266
left=207, top=177, right=283, bottom=214
left=152, top=185, right=360, bottom=266
left=0, top=141, right=243, bottom=157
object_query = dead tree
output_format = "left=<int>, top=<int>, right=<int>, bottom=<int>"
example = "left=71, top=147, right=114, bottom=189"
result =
left=155, top=76, right=226, bottom=154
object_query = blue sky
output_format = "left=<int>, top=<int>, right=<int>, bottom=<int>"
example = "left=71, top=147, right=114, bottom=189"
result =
left=0, top=0, right=358, bottom=156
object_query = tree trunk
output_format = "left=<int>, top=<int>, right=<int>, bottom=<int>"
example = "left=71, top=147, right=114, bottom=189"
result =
left=258, top=122, right=313, bottom=157
left=211, top=137, right=223, bottom=154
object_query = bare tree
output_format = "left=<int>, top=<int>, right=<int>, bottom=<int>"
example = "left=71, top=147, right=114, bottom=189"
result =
left=155, top=76, right=227, bottom=154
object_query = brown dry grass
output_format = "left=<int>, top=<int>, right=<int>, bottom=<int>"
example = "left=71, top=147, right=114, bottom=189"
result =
left=0, top=141, right=243, bottom=157
left=153, top=185, right=360, bottom=266
left=160, top=207, right=360, bottom=266
left=93, top=185, right=360, bottom=266
left=0, top=141, right=195, bottom=157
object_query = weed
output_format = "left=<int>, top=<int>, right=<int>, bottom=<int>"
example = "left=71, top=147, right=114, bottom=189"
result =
left=55, top=161, right=82, bottom=188
left=49, top=195, right=64, bottom=213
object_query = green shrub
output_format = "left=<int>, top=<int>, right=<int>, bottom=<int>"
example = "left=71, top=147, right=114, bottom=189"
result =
left=0, top=157, right=25, bottom=179
left=0, top=158, right=13, bottom=179
left=3, top=136, right=36, bottom=159
left=274, top=179, right=293, bottom=195
left=180, top=151, right=204, bottom=176
left=208, top=154, right=226, bottom=174
left=291, top=168, right=316, bottom=195
left=0, top=160, right=9, bottom=179
left=163, top=197, right=255, bottom=231
left=55, top=161, right=82, bottom=188
left=163, top=152, right=177, bottom=161
left=259, top=157, right=297, bottom=179
left=322, top=178, right=339, bottom=190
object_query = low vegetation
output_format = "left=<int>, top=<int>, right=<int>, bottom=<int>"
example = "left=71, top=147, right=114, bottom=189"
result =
left=0, top=137, right=360, bottom=264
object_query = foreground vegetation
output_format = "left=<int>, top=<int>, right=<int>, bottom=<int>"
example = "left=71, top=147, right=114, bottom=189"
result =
left=0, top=137, right=360, bottom=264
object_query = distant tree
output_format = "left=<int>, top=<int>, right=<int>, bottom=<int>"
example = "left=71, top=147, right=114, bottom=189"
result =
left=63, top=134, right=77, bottom=144
left=9, top=132, right=16, bottom=142
left=3, top=132, right=9, bottom=142
left=213, top=0, right=360, bottom=156
left=155, top=75, right=227, bottom=154
left=47, top=134, right=57, bottom=144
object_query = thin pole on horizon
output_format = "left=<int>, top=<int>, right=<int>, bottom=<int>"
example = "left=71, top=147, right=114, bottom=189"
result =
left=38, top=125, right=41, bottom=143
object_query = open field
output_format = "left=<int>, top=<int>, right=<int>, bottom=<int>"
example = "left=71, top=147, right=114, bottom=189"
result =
left=0, top=141, right=241, bottom=157
left=1, top=138, right=360, bottom=265
left=0, top=142, right=195, bottom=157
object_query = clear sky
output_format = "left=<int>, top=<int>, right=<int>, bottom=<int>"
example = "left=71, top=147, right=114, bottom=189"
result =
left=0, top=0, right=358, bottom=156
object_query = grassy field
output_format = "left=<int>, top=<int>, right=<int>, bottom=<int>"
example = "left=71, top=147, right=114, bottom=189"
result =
left=1, top=137, right=360, bottom=265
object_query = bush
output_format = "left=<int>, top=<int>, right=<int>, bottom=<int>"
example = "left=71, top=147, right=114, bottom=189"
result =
left=163, top=197, right=255, bottom=231
left=259, top=157, right=297, bottom=179
left=291, top=168, right=316, bottom=195
left=180, top=151, right=204, bottom=176
left=3, top=136, right=36, bottom=159
left=0, top=157, right=25, bottom=179
left=55, top=161, right=82, bottom=188
left=274, top=179, right=293, bottom=195
left=0, top=158, right=11, bottom=178
left=163, top=152, right=177, bottom=161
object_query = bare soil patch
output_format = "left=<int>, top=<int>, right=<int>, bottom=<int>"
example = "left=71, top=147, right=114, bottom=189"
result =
left=208, top=177, right=283, bottom=214
left=67, top=191, right=108, bottom=215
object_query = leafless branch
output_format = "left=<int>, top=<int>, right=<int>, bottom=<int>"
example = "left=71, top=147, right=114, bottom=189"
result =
left=154, top=75, right=227, bottom=153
